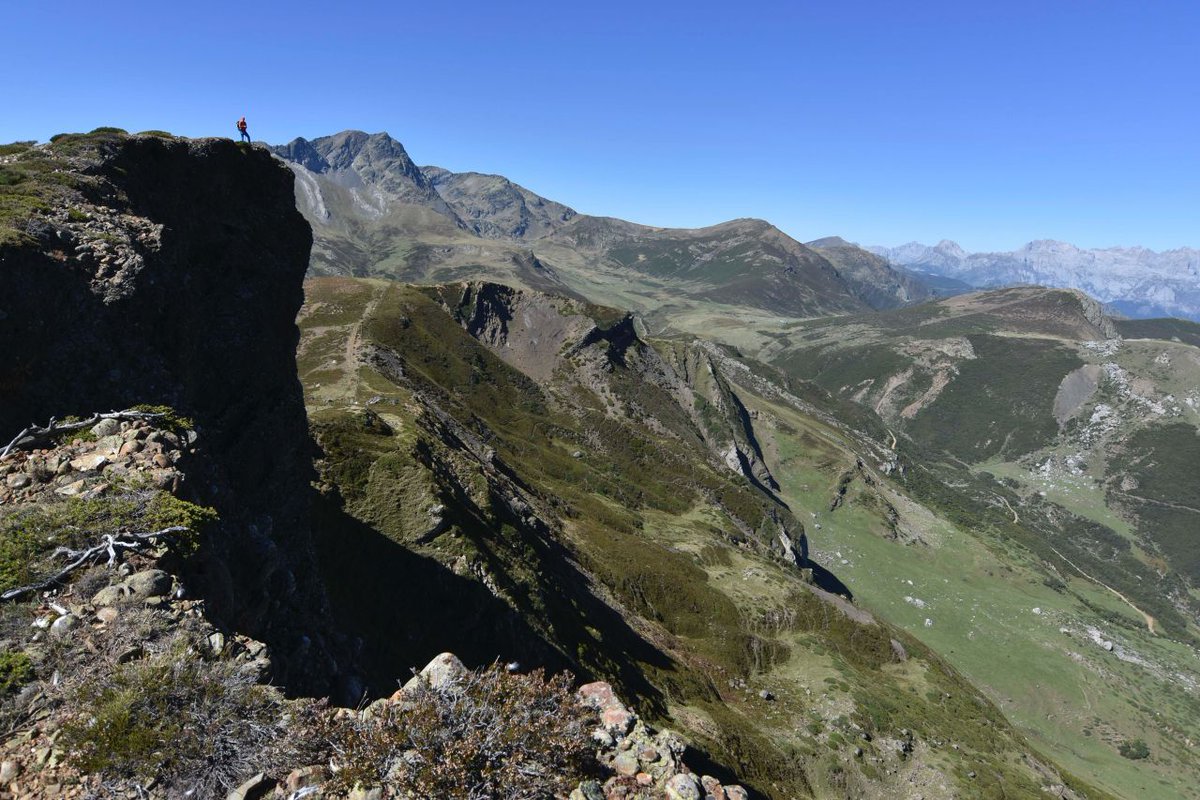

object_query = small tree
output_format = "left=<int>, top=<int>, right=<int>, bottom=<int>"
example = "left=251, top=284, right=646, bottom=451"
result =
left=1118, top=738, right=1150, bottom=760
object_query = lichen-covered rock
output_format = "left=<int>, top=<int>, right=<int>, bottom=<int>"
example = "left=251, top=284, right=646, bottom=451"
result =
left=665, top=773, right=703, bottom=800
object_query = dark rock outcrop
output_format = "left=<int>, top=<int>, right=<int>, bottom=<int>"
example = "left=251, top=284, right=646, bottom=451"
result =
left=0, top=134, right=337, bottom=692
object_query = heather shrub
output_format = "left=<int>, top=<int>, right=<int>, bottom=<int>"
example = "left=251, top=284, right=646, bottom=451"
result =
left=61, top=638, right=288, bottom=797
left=322, top=665, right=597, bottom=799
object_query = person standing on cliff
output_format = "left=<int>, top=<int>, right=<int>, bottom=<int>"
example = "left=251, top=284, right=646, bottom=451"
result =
left=236, top=116, right=250, bottom=143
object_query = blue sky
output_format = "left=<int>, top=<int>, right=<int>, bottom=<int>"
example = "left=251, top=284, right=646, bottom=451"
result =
left=5, top=0, right=1197, bottom=251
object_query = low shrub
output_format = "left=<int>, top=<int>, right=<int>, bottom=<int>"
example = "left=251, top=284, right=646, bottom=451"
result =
left=62, top=640, right=287, bottom=796
left=320, top=665, right=596, bottom=799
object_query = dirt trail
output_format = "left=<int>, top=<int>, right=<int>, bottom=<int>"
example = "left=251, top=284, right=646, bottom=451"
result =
left=296, top=283, right=389, bottom=405
left=1110, top=490, right=1200, bottom=516
left=341, top=283, right=388, bottom=400
left=1048, top=544, right=1158, bottom=634
left=1000, top=497, right=1019, bottom=524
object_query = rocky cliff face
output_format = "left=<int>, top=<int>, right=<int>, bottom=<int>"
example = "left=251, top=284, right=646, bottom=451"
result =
left=0, top=132, right=338, bottom=691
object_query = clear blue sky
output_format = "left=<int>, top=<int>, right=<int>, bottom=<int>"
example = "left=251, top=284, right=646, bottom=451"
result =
left=6, top=0, right=1197, bottom=252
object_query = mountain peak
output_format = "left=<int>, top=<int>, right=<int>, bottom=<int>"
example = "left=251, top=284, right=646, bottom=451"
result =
left=934, top=239, right=966, bottom=257
left=806, top=236, right=854, bottom=249
left=272, top=137, right=328, bottom=173
left=309, top=130, right=412, bottom=172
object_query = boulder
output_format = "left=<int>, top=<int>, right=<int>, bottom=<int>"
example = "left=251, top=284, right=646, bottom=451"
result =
left=49, top=614, right=79, bottom=639
left=125, top=569, right=172, bottom=600
left=665, top=773, right=703, bottom=800
left=701, top=776, right=726, bottom=800
left=613, top=751, right=640, bottom=777
left=570, top=782, right=605, bottom=800
left=225, top=772, right=274, bottom=800
left=401, top=651, right=467, bottom=693
left=284, top=765, right=326, bottom=793
left=4, top=473, right=31, bottom=490
left=69, top=453, right=109, bottom=472
left=90, top=418, right=120, bottom=438
left=92, top=569, right=172, bottom=606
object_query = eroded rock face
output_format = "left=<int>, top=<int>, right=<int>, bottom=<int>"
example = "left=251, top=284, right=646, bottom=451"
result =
left=0, top=134, right=334, bottom=692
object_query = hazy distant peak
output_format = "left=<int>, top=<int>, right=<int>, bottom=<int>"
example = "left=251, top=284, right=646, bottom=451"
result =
left=873, top=236, right=1200, bottom=321
left=933, top=239, right=967, bottom=257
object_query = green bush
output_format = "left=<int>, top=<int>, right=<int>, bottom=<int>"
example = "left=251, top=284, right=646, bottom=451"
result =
left=0, top=651, right=34, bottom=696
left=0, top=492, right=215, bottom=593
left=1118, top=739, right=1150, bottom=760
left=0, top=168, right=27, bottom=187
left=0, top=142, right=34, bottom=157
left=130, top=404, right=196, bottom=433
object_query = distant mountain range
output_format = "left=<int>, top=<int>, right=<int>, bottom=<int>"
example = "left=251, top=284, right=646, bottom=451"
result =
left=270, top=131, right=1199, bottom=325
left=870, top=239, right=1200, bottom=321
left=270, top=131, right=930, bottom=324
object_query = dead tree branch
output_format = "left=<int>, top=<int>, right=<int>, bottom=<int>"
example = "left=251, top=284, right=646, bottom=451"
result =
left=0, top=410, right=167, bottom=460
left=0, top=525, right=188, bottom=602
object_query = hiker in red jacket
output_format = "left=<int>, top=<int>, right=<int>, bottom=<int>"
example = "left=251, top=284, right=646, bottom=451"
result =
left=236, top=116, right=250, bottom=142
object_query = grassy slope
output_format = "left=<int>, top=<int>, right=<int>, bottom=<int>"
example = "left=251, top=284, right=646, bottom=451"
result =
left=706, top=293, right=1200, bottom=799
left=739, top=387, right=1200, bottom=799
left=297, top=277, right=1111, bottom=799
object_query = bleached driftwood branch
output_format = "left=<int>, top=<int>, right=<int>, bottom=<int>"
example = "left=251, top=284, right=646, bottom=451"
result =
left=0, top=525, right=188, bottom=601
left=0, top=409, right=167, bottom=460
